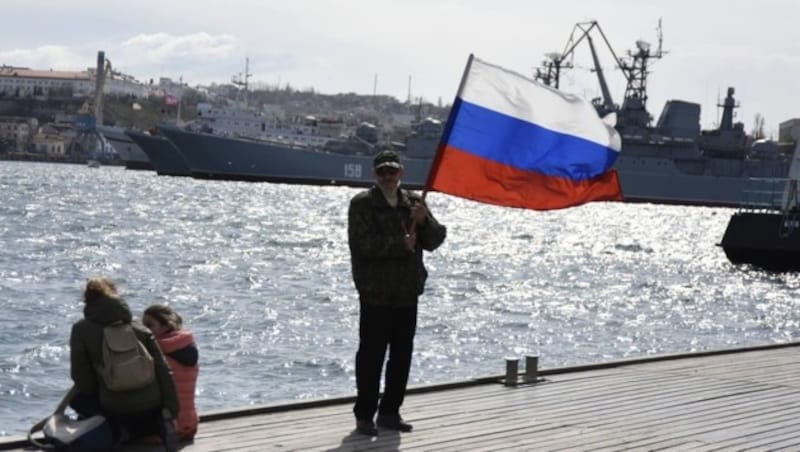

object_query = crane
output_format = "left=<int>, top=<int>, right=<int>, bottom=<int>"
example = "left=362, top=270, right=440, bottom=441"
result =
left=534, top=19, right=666, bottom=128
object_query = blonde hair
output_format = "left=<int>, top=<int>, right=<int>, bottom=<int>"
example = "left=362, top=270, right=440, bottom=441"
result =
left=83, top=277, right=119, bottom=302
left=143, top=304, right=183, bottom=332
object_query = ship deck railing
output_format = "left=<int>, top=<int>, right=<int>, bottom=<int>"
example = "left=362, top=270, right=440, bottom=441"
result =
left=736, top=177, right=797, bottom=213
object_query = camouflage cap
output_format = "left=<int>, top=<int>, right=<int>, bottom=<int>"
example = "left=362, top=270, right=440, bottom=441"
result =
left=373, top=150, right=402, bottom=169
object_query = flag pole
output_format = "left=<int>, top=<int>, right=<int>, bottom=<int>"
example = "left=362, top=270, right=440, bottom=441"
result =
left=408, top=54, right=475, bottom=236
left=421, top=53, right=475, bottom=200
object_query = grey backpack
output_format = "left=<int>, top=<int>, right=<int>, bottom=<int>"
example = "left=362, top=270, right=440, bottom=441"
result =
left=98, top=322, right=155, bottom=391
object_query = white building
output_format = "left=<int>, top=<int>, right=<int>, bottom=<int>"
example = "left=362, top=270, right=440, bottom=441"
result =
left=103, top=70, right=150, bottom=98
left=0, top=66, right=92, bottom=98
left=31, top=133, right=66, bottom=156
left=0, top=65, right=150, bottom=99
left=0, top=116, right=38, bottom=148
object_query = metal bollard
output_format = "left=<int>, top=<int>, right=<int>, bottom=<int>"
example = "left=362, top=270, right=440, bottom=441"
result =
left=504, top=357, right=519, bottom=387
left=525, top=355, right=539, bottom=383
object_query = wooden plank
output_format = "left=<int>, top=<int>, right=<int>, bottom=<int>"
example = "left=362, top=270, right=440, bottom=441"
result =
left=586, top=400, right=800, bottom=451
left=4, top=345, right=800, bottom=451
left=463, top=379, right=795, bottom=449
left=536, top=388, right=800, bottom=443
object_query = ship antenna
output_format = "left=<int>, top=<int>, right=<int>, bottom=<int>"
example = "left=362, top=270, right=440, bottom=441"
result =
left=656, top=17, right=664, bottom=58
left=610, top=19, right=666, bottom=128
left=232, top=57, right=252, bottom=108
left=244, top=57, right=251, bottom=107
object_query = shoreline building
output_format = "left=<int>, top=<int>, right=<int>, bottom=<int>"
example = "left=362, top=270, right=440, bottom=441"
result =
left=0, top=65, right=150, bottom=99
left=0, top=116, right=37, bottom=150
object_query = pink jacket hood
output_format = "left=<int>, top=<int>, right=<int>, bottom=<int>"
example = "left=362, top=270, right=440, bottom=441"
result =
left=156, top=329, right=195, bottom=354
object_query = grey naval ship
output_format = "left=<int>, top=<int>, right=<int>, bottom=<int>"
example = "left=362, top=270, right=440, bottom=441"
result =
left=157, top=118, right=442, bottom=189
left=125, top=129, right=191, bottom=177
left=612, top=83, right=791, bottom=207
left=97, top=125, right=153, bottom=170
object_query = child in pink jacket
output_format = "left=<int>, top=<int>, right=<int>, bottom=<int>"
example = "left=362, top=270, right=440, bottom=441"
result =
left=143, top=304, right=199, bottom=441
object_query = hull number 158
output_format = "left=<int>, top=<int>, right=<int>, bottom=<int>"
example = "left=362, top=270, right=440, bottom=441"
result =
left=344, top=163, right=362, bottom=178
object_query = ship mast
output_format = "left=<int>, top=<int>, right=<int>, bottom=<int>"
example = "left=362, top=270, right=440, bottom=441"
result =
left=534, top=52, right=571, bottom=89
left=718, top=87, right=739, bottom=131
left=232, top=57, right=252, bottom=108
left=616, top=19, right=665, bottom=129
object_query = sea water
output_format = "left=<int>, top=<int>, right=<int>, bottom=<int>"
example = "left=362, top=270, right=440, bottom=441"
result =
left=1, top=161, right=798, bottom=436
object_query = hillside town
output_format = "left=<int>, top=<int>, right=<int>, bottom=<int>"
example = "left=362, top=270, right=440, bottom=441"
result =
left=0, top=52, right=449, bottom=165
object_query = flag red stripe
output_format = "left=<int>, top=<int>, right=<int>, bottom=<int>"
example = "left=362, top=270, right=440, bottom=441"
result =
left=428, top=145, right=623, bottom=210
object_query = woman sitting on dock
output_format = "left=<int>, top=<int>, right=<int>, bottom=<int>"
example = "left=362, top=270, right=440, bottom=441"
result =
left=143, top=303, right=200, bottom=441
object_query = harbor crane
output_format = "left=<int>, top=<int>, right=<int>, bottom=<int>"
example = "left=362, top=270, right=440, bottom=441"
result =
left=534, top=19, right=666, bottom=128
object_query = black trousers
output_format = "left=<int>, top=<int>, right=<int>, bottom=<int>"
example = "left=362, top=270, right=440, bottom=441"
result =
left=353, top=301, right=417, bottom=421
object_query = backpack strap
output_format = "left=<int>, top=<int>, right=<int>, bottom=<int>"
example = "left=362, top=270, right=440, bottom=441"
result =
left=27, top=386, right=77, bottom=450
left=53, top=386, right=77, bottom=415
left=27, top=417, right=53, bottom=450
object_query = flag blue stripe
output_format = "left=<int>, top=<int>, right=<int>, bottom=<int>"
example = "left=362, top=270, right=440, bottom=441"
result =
left=446, top=98, right=619, bottom=180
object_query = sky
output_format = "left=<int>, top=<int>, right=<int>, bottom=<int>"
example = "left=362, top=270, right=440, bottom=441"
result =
left=3, top=0, right=800, bottom=133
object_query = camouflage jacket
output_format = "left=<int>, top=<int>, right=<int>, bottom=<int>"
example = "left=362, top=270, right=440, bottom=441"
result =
left=348, top=186, right=446, bottom=307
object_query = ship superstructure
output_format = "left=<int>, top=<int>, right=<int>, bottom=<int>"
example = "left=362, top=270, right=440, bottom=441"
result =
left=534, top=20, right=793, bottom=206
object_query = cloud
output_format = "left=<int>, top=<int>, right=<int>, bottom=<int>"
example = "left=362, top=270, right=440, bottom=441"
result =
left=119, top=32, right=237, bottom=62
left=0, top=32, right=249, bottom=87
left=0, top=46, right=88, bottom=71
left=110, top=32, right=246, bottom=85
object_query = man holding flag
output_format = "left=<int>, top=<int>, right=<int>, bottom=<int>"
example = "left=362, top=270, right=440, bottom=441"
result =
left=346, top=53, right=620, bottom=436
left=348, top=150, right=447, bottom=436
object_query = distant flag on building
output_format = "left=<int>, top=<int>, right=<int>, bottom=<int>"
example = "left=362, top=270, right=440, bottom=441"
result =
left=426, top=55, right=623, bottom=210
left=164, top=94, right=179, bottom=106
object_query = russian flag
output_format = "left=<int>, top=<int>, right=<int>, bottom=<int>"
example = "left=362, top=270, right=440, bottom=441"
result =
left=427, top=55, right=623, bottom=210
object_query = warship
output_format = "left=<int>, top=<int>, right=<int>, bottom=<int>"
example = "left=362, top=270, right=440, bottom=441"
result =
left=157, top=117, right=442, bottom=189
left=125, top=129, right=191, bottom=177
left=533, top=21, right=792, bottom=207
left=97, top=125, right=153, bottom=170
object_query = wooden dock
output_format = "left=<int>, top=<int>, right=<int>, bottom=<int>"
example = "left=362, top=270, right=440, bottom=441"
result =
left=4, top=342, right=800, bottom=451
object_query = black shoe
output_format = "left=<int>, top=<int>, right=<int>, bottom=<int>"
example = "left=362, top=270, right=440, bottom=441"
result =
left=377, top=414, right=413, bottom=432
left=355, top=419, right=378, bottom=436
